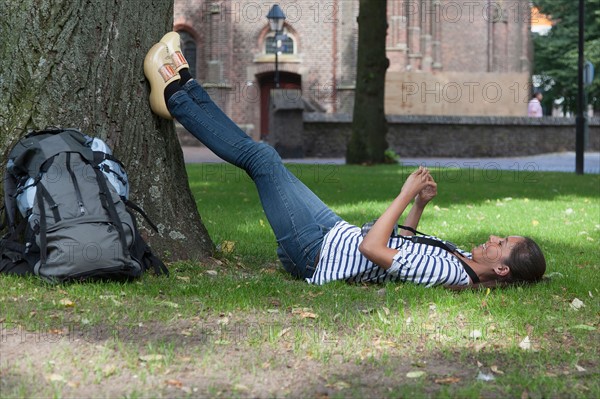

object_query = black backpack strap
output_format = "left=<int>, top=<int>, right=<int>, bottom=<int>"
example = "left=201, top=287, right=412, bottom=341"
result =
left=124, top=199, right=159, bottom=232
left=2, top=169, right=18, bottom=232
left=125, top=208, right=169, bottom=276
left=397, top=235, right=480, bottom=284
left=397, top=224, right=427, bottom=236
left=0, top=237, right=35, bottom=276
left=93, top=166, right=130, bottom=257
left=35, top=184, right=48, bottom=272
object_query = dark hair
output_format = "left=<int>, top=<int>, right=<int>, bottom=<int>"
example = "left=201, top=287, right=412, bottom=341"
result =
left=448, top=237, right=546, bottom=291
left=503, top=237, right=546, bottom=283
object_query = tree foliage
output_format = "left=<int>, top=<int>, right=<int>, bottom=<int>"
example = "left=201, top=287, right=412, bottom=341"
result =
left=533, top=0, right=600, bottom=113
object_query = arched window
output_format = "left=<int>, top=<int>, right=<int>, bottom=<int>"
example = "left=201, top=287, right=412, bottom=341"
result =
left=265, top=30, right=295, bottom=55
left=178, top=30, right=197, bottom=78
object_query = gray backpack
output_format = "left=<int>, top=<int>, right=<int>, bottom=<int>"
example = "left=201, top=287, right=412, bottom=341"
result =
left=1, top=128, right=168, bottom=282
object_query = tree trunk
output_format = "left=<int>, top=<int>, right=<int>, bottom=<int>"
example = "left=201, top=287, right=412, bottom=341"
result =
left=346, top=0, right=390, bottom=164
left=0, top=0, right=213, bottom=261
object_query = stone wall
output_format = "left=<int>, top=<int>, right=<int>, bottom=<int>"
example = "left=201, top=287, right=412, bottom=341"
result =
left=302, top=114, right=600, bottom=158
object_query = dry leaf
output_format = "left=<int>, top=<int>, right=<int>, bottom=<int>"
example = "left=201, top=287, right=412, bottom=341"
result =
left=331, top=381, right=350, bottom=389
left=59, top=298, right=74, bottom=307
left=476, top=371, right=495, bottom=381
left=300, top=312, right=318, bottom=319
left=491, top=365, right=504, bottom=375
left=220, top=240, right=235, bottom=254
left=406, top=371, right=426, bottom=378
left=434, top=376, right=461, bottom=384
left=377, top=311, right=391, bottom=325
left=278, top=327, right=291, bottom=338
left=139, top=354, right=164, bottom=362
left=469, top=330, right=483, bottom=339
left=570, top=298, right=585, bottom=310
left=165, top=379, right=183, bottom=388
left=103, top=364, right=117, bottom=377
left=45, top=374, right=65, bottom=382
left=518, top=336, right=531, bottom=351
left=575, top=364, right=586, bottom=372
left=206, top=270, right=218, bottom=276
left=176, top=276, right=190, bottom=282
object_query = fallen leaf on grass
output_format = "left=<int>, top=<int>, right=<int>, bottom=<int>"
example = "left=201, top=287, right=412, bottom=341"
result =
left=292, top=307, right=318, bottom=319
left=59, top=298, right=75, bottom=307
left=434, top=376, right=461, bottom=384
left=45, top=374, right=65, bottom=382
left=139, top=354, right=164, bottom=362
left=278, top=327, right=291, bottom=338
left=103, top=364, right=117, bottom=377
left=406, top=371, right=426, bottom=378
left=575, top=364, right=586, bottom=372
left=300, top=312, right=318, bottom=319
left=377, top=311, right=391, bottom=325
left=469, top=330, right=482, bottom=340
left=570, top=298, right=585, bottom=310
left=219, top=240, right=235, bottom=254
left=518, top=336, right=532, bottom=351
left=165, top=379, right=183, bottom=388
left=206, top=270, right=218, bottom=276
left=162, top=301, right=179, bottom=308
left=491, top=365, right=504, bottom=375
left=176, top=276, right=190, bottom=282
left=329, top=381, right=350, bottom=390
left=476, top=371, right=495, bottom=381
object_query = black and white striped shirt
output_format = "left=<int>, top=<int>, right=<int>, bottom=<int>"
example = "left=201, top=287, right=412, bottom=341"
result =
left=307, top=221, right=471, bottom=287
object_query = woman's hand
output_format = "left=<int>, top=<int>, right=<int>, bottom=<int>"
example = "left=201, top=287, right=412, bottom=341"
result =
left=415, top=173, right=437, bottom=208
left=400, top=167, right=434, bottom=199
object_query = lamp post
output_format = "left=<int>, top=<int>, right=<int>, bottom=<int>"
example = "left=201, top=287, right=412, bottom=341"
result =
left=575, top=0, right=585, bottom=174
left=267, top=4, right=286, bottom=88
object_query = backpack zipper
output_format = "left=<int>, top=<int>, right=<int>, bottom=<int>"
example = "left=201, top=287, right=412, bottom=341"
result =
left=66, top=153, right=86, bottom=216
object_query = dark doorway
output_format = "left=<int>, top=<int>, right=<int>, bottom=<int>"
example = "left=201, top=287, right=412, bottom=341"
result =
left=257, top=72, right=301, bottom=138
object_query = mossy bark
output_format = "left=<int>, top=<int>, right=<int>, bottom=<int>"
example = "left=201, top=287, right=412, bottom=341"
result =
left=346, top=0, right=390, bottom=164
left=0, top=0, right=213, bottom=261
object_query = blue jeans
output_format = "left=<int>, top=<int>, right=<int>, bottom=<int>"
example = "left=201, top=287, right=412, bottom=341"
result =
left=168, top=80, right=342, bottom=278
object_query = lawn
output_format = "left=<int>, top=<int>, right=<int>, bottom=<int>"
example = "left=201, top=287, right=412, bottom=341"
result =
left=1, top=163, right=599, bottom=398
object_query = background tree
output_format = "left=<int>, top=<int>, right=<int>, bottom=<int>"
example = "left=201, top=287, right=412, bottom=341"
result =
left=533, top=0, right=600, bottom=114
left=0, top=0, right=213, bottom=260
left=346, top=0, right=390, bottom=164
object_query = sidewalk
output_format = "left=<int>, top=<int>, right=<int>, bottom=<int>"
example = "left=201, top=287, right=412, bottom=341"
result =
left=182, top=146, right=600, bottom=174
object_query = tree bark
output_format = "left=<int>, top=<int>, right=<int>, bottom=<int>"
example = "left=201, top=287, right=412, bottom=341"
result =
left=346, top=0, right=390, bottom=164
left=0, top=0, right=213, bottom=260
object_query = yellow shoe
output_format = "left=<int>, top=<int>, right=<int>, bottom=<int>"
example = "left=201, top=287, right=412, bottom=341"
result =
left=160, top=31, right=189, bottom=72
left=143, top=42, right=179, bottom=119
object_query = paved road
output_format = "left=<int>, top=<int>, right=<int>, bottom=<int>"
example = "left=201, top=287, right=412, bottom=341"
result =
left=182, top=146, right=600, bottom=174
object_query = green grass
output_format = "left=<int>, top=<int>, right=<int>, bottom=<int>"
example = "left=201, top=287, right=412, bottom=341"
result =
left=1, top=163, right=599, bottom=398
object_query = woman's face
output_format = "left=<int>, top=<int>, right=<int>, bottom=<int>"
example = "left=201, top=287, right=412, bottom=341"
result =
left=472, top=235, right=524, bottom=265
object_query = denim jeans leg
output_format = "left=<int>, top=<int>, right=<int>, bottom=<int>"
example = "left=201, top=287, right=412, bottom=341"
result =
left=168, top=87, right=342, bottom=278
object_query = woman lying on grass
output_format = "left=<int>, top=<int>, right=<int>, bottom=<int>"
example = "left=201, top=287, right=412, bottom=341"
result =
left=144, top=32, right=546, bottom=288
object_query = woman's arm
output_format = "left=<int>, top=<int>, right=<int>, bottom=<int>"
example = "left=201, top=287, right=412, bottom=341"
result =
left=359, top=167, right=435, bottom=269
left=398, top=173, right=437, bottom=235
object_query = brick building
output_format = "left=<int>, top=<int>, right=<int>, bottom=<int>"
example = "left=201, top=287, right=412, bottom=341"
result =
left=174, top=0, right=533, bottom=139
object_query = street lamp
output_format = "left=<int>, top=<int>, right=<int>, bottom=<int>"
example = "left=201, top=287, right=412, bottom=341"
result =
left=267, top=4, right=286, bottom=88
